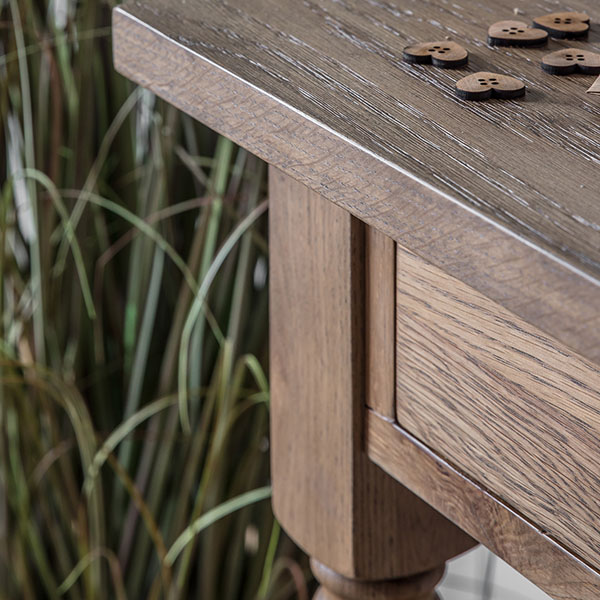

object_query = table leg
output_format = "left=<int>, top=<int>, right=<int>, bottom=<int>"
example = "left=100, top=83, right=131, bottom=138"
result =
left=269, top=167, right=474, bottom=587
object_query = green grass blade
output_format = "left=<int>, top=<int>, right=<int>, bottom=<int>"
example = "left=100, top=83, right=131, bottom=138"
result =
left=57, top=549, right=127, bottom=600
left=257, top=520, right=281, bottom=600
left=15, top=168, right=96, bottom=318
left=178, top=201, right=268, bottom=432
left=9, top=0, right=44, bottom=364
left=187, top=137, right=235, bottom=419
left=53, top=88, right=143, bottom=271
left=83, top=394, right=176, bottom=497
left=165, top=486, right=272, bottom=567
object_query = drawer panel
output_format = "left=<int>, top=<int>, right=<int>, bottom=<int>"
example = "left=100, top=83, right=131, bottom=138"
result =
left=395, top=245, right=600, bottom=572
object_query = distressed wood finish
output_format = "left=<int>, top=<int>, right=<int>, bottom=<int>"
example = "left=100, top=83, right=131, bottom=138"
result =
left=367, top=412, right=600, bottom=600
left=113, top=0, right=600, bottom=271
left=113, top=2, right=600, bottom=366
left=394, top=245, right=600, bottom=575
left=365, top=228, right=396, bottom=418
left=269, top=169, right=474, bottom=580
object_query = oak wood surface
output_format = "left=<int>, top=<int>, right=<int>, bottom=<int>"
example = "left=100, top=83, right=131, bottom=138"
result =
left=394, top=244, right=600, bottom=575
left=114, top=0, right=600, bottom=278
left=269, top=169, right=474, bottom=579
left=113, top=2, right=600, bottom=366
left=112, top=3, right=600, bottom=592
left=367, top=411, right=600, bottom=600
left=365, top=228, right=396, bottom=418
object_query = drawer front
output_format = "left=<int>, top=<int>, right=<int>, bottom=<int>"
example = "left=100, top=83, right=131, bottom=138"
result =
left=395, top=245, right=600, bottom=572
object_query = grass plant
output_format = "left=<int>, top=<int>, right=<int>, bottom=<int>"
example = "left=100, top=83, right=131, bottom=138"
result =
left=0, top=1, right=308, bottom=597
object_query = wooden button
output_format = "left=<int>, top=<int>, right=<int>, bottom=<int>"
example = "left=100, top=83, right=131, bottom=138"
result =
left=488, top=20, right=548, bottom=47
left=403, top=41, right=468, bottom=68
left=542, top=48, right=600, bottom=75
left=533, top=12, right=590, bottom=39
left=455, top=72, right=526, bottom=101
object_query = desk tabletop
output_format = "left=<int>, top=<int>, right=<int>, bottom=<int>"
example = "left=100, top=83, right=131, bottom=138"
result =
left=117, top=0, right=600, bottom=273
left=114, top=0, right=600, bottom=360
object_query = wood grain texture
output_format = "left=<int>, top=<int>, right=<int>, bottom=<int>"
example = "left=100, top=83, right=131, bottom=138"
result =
left=365, top=228, right=395, bottom=418
left=269, top=169, right=474, bottom=579
left=394, top=244, right=600, bottom=575
left=113, top=0, right=600, bottom=274
left=112, top=2, right=600, bottom=366
left=312, top=559, right=444, bottom=600
left=367, top=411, right=600, bottom=600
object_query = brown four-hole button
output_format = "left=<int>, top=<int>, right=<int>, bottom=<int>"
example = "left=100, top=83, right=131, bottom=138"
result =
left=533, top=12, right=590, bottom=39
left=412, top=13, right=595, bottom=100
left=456, top=72, right=526, bottom=101
left=403, top=41, right=469, bottom=68
left=488, top=20, right=549, bottom=47
left=542, top=49, right=600, bottom=75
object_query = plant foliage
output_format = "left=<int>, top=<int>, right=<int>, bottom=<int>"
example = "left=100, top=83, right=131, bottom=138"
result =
left=0, top=1, right=308, bottom=598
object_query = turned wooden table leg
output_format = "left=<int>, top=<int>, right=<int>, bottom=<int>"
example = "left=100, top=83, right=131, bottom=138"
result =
left=311, top=560, right=445, bottom=600
left=269, top=168, right=475, bottom=593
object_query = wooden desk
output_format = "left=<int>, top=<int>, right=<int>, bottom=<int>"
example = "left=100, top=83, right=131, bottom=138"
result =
left=113, top=1, right=600, bottom=598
